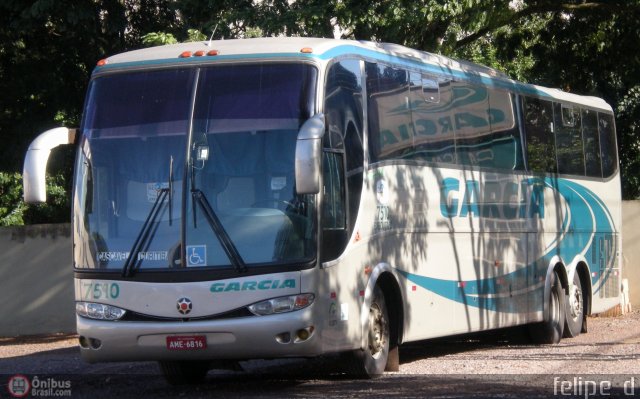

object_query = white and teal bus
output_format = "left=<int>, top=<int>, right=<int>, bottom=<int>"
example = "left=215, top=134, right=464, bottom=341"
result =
left=23, top=37, right=621, bottom=383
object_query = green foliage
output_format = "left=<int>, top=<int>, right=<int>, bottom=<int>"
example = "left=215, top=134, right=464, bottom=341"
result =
left=0, top=0, right=182, bottom=174
left=244, top=27, right=264, bottom=38
left=490, top=3, right=640, bottom=198
left=23, top=173, right=71, bottom=225
left=0, top=1, right=182, bottom=224
left=142, top=31, right=178, bottom=46
left=617, top=86, right=640, bottom=199
left=0, top=172, right=69, bottom=226
left=171, top=0, right=640, bottom=198
left=0, top=172, right=26, bottom=226
left=186, top=29, right=207, bottom=42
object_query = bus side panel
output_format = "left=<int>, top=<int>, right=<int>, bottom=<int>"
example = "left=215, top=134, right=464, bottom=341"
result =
left=358, top=165, right=537, bottom=342
left=579, top=175, right=622, bottom=314
left=530, top=174, right=621, bottom=317
left=330, top=166, right=621, bottom=346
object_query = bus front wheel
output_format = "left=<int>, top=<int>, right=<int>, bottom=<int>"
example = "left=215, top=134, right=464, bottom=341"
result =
left=344, top=285, right=389, bottom=378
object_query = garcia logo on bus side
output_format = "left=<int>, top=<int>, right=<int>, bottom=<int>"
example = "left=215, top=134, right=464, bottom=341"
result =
left=440, top=177, right=545, bottom=219
left=210, top=279, right=296, bottom=293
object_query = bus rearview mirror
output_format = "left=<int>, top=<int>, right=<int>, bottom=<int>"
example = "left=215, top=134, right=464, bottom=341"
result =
left=295, top=113, right=325, bottom=195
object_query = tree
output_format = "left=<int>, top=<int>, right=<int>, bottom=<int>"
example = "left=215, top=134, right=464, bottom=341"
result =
left=483, top=3, right=640, bottom=199
left=173, top=0, right=640, bottom=199
left=0, top=1, right=181, bottom=173
left=0, top=171, right=69, bottom=226
left=1, top=0, right=639, bottom=224
left=0, top=1, right=182, bottom=225
left=617, top=87, right=640, bottom=199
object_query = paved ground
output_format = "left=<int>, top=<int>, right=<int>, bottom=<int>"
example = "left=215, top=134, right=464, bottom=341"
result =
left=1, top=311, right=639, bottom=398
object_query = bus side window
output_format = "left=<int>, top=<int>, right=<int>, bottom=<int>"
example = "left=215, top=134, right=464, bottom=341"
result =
left=366, top=62, right=412, bottom=162
left=598, top=113, right=618, bottom=178
left=523, top=97, right=556, bottom=173
left=555, top=103, right=585, bottom=175
left=410, top=73, right=456, bottom=164
left=582, top=108, right=602, bottom=177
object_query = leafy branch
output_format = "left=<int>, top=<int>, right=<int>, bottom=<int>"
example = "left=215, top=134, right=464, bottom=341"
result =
left=455, top=1, right=634, bottom=49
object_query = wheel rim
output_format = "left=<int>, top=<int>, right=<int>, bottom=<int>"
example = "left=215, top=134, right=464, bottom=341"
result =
left=569, top=284, right=583, bottom=321
left=368, top=302, right=387, bottom=359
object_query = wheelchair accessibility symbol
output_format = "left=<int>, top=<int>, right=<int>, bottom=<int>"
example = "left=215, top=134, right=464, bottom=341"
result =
left=186, top=245, right=207, bottom=267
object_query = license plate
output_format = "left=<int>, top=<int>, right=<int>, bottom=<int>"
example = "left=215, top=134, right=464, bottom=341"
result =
left=166, top=335, right=207, bottom=351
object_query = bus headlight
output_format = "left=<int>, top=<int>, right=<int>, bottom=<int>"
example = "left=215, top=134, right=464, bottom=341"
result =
left=248, top=294, right=314, bottom=316
left=76, top=302, right=126, bottom=321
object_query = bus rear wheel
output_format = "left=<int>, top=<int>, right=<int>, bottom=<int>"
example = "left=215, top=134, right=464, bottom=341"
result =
left=529, top=271, right=565, bottom=344
left=344, top=285, right=389, bottom=378
left=563, top=272, right=584, bottom=338
left=159, top=360, right=209, bottom=385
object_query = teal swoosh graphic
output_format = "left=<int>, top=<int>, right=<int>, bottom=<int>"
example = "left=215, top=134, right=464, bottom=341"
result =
left=397, top=177, right=616, bottom=312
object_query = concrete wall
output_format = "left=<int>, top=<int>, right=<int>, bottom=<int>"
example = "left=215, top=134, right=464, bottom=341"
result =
left=622, top=201, right=640, bottom=309
left=0, top=224, right=74, bottom=336
left=1, top=200, right=640, bottom=336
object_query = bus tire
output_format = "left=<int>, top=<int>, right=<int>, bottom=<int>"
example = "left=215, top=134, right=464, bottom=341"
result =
left=344, top=285, right=389, bottom=378
left=159, top=360, right=209, bottom=385
left=563, top=271, right=584, bottom=338
left=529, top=271, right=565, bottom=344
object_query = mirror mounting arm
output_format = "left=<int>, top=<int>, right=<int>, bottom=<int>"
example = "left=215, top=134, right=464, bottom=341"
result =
left=23, top=127, right=76, bottom=203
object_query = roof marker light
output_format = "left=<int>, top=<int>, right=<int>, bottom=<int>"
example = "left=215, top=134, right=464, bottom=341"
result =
left=194, top=50, right=205, bottom=57
left=207, top=49, right=219, bottom=56
left=300, top=47, right=313, bottom=54
left=179, top=51, right=192, bottom=58
left=97, top=59, right=108, bottom=66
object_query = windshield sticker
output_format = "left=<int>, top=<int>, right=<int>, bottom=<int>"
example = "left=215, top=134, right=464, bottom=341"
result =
left=98, top=251, right=129, bottom=262
left=271, top=177, right=287, bottom=191
left=147, top=182, right=169, bottom=203
left=98, top=251, right=167, bottom=262
left=187, top=245, right=207, bottom=267
left=137, top=251, right=168, bottom=261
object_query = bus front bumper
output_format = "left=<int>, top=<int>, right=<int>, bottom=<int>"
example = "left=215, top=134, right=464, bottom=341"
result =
left=76, top=307, right=322, bottom=362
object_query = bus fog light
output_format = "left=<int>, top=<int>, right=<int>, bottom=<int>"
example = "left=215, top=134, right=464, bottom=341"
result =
left=248, top=294, right=314, bottom=316
left=295, top=326, right=314, bottom=343
left=89, top=338, right=102, bottom=349
left=79, top=336, right=89, bottom=348
left=275, top=332, right=291, bottom=344
left=76, top=302, right=126, bottom=321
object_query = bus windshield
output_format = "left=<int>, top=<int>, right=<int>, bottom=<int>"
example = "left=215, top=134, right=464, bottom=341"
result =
left=74, top=63, right=318, bottom=273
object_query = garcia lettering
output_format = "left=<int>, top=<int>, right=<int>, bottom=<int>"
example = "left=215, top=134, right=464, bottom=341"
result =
left=210, top=278, right=296, bottom=293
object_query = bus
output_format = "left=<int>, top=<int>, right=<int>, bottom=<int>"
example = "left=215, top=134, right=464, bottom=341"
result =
left=23, top=37, right=621, bottom=383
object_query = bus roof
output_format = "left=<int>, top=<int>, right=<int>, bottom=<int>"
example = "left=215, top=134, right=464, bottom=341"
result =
left=97, top=37, right=612, bottom=112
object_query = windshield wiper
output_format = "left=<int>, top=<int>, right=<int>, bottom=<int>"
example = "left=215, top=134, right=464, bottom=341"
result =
left=192, top=189, right=247, bottom=273
left=121, top=188, right=168, bottom=277
left=122, top=157, right=174, bottom=277
left=168, top=156, right=174, bottom=225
